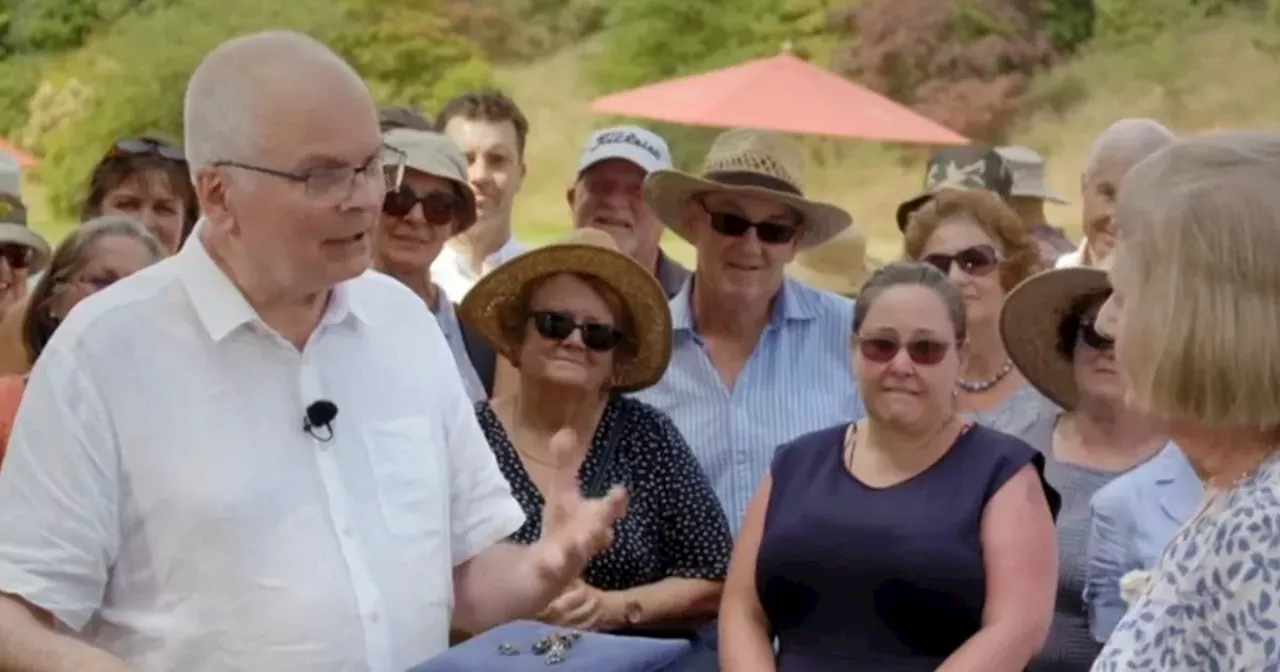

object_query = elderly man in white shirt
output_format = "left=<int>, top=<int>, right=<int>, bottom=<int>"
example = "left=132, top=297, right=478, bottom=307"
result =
left=0, top=31, right=625, bottom=672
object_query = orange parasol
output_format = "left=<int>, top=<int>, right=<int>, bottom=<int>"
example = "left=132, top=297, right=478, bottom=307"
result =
left=590, top=51, right=968, bottom=146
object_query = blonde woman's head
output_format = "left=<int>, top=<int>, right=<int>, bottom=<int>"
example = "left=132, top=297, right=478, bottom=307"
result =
left=1096, top=131, right=1280, bottom=430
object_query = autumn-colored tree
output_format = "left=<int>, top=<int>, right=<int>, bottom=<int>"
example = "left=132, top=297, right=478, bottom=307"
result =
left=829, top=0, right=1058, bottom=142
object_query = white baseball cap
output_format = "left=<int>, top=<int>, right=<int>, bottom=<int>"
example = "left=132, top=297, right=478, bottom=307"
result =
left=577, top=126, right=672, bottom=175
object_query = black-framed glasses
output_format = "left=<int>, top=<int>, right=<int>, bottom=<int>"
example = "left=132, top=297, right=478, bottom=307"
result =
left=922, top=244, right=1001, bottom=277
left=383, top=185, right=460, bottom=225
left=213, top=144, right=407, bottom=204
left=1077, top=318, right=1114, bottom=351
left=529, top=310, right=625, bottom=352
left=109, top=137, right=186, bottom=162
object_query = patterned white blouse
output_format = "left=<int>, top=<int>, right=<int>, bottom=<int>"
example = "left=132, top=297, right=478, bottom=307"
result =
left=1092, top=451, right=1280, bottom=671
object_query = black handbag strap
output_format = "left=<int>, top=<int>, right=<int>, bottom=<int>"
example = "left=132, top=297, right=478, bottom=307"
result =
left=584, top=401, right=630, bottom=498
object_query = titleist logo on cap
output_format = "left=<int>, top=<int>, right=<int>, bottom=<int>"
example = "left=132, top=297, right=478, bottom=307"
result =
left=590, top=131, right=664, bottom=162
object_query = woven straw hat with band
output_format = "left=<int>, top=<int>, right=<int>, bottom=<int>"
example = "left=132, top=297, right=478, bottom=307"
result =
left=458, top=228, right=673, bottom=392
left=1000, top=266, right=1111, bottom=411
left=643, top=129, right=853, bottom=250
left=788, top=228, right=881, bottom=298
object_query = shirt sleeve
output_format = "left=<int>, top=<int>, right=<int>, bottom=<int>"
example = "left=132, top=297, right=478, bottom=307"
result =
left=0, top=345, right=119, bottom=631
left=1085, top=487, right=1135, bottom=643
left=649, top=408, right=733, bottom=581
left=432, top=324, right=524, bottom=566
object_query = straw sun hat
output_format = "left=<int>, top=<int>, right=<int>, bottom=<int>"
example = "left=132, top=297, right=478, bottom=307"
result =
left=643, top=129, right=853, bottom=250
left=787, top=228, right=882, bottom=298
left=999, top=266, right=1111, bottom=411
left=458, top=228, right=673, bottom=392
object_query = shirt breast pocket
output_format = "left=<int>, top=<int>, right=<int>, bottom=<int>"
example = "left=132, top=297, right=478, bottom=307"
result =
left=364, top=416, right=447, bottom=537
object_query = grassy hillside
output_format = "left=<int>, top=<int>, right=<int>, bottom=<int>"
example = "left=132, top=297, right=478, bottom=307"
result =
left=496, top=13, right=1280, bottom=266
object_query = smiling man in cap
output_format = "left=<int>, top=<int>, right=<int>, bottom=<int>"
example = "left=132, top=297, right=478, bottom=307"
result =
left=569, top=126, right=688, bottom=298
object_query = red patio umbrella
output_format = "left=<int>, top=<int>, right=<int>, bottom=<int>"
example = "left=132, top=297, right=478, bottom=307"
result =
left=0, top=138, right=37, bottom=167
left=590, top=52, right=968, bottom=146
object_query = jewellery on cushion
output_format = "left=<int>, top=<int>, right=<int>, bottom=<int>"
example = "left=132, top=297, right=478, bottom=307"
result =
left=497, top=631, right=582, bottom=664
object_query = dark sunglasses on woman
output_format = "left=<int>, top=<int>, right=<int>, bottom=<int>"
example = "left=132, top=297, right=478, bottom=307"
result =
left=922, top=244, right=1000, bottom=277
left=530, top=310, right=624, bottom=352
left=382, top=185, right=459, bottom=225
left=857, top=336, right=951, bottom=365
left=1077, top=317, right=1114, bottom=350
left=109, top=137, right=186, bottom=163
left=0, top=245, right=32, bottom=271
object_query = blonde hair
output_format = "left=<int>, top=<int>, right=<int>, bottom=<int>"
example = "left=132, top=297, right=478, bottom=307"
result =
left=1111, top=130, right=1280, bottom=430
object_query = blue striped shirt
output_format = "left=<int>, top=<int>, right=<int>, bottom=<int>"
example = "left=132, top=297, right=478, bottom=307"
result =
left=632, top=277, right=862, bottom=534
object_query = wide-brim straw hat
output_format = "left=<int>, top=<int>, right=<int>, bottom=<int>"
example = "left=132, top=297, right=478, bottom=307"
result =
left=643, top=129, right=852, bottom=250
left=458, top=228, right=673, bottom=392
left=1000, top=266, right=1111, bottom=411
left=787, top=228, right=881, bottom=298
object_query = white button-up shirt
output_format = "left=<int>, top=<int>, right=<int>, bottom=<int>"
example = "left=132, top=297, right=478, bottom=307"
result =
left=0, top=235, right=525, bottom=671
left=430, top=236, right=526, bottom=303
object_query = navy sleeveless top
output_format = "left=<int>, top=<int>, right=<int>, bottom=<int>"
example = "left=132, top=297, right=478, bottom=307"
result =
left=756, top=422, right=1050, bottom=671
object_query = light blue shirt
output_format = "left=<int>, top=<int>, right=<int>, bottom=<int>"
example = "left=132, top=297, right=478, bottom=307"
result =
left=1085, top=442, right=1204, bottom=642
left=632, top=276, right=861, bottom=534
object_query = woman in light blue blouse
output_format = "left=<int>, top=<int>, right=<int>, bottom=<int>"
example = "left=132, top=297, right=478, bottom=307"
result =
left=1090, top=131, right=1280, bottom=671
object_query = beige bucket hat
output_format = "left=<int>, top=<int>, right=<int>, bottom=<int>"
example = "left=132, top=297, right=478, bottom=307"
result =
left=788, top=228, right=882, bottom=298
left=1000, top=266, right=1111, bottom=410
left=381, top=128, right=477, bottom=231
left=996, top=145, right=1068, bottom=205
left=0, top=154, right=49, bottom=273
left=643, top=129, right=853, bottom=250
left=458, top=228, right=672, bottom=392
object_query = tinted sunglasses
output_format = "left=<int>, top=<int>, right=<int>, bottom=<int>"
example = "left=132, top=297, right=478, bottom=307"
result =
left=707, top=211, right=798, bottom=245
left=922, top=244, right=1000, bottom=277
left=857, top=336, right=951, bottom=366
left=109, top=137, right=186, bottom=162
left=530, top=310, right=624, bottom=352
left=382, top=185, right=459, bottom=225
left=0, top=245, right=32, bottom=270
left=1077, top=318, right=1114, bottom=351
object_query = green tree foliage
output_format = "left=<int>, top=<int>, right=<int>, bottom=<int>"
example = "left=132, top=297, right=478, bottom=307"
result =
left=1039, top=0, right=1096, bottom=53
left=588, top=0, right=842, bottom=94
left=24, top=0, right=492, bottom=221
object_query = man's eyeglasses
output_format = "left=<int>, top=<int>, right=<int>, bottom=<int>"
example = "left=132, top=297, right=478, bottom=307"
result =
left=383, top=185, right=460, bottom=225
left=213, top=144, right=407, bottom=204
left=109, top=137, right=186, bottom=162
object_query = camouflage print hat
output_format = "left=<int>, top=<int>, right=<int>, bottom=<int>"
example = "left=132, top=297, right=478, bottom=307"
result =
left=895, top=146, right=1014, bottom=232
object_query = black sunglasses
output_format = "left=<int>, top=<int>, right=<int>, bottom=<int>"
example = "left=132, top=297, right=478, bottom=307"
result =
left=922, top=244, right=1000, bottom=277
left=0, top=245, right=32, bottom=270
left=383, top=185, right=459, bottom=225
left=109, top=137, right=186, bottom=162
left=706, top=211, right=798, bottom=245
left=530, top=310, right=624, bottom=352
left=1077, top=318, right=1114, bottom=350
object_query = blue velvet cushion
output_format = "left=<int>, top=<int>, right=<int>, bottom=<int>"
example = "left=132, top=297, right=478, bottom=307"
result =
left=407, top=620, right=694, bottom=672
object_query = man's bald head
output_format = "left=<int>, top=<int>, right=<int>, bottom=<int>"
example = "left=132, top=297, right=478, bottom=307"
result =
left=1082, top=118, right=1176, bottom=183
left=183, top=30, right=372, bottom=175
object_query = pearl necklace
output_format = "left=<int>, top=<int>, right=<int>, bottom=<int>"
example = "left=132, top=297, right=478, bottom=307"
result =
left=956, top=359, right=1015, bottom=393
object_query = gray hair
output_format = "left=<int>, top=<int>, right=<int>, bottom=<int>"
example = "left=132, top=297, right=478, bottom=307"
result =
left=183, top=30, right=366, bottom=176
left=1082, top=118, right=1177, bottom=181
left=853, top=261, right=968, bottom=342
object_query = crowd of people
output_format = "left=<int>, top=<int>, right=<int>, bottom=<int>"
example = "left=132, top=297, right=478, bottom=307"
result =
left=0, top=28, right=1274, bottom=672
